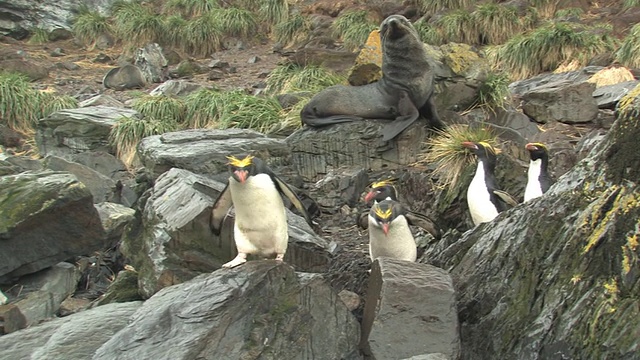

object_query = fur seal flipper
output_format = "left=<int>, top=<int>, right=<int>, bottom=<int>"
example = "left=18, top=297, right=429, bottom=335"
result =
left=301, top=15, right=443, bottom=140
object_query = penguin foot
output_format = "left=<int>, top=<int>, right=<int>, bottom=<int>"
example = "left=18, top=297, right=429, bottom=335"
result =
left=222, top=253, right=248, bottom=268
left=275, top=253, right=285, bottom=262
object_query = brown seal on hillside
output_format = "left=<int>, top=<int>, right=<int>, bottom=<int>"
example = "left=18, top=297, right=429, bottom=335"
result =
left=300, top=14, right=445, bottom=141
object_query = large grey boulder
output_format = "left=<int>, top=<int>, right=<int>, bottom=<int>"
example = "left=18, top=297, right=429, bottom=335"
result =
left=134, top=43, right=168, bottom=84
left=138, top=128, right=291, bottom=181
left=288, top=120, right=427, bottom=182
left=95, top=202, right=135, bottom=246
left=122, top=168, right=332, bottom=298
left=519, top=80, right=599, bottom=124
left=93, top=261, right=361, bottom=360
left=0, top=301, right=142, bottom=360
left=36, top=106, right=139, bottom=159
left=44, top=155, right=117, bottom=204
left=592, top=80, right=640, bottom=109
left=149, top=79, right=203, bottom=97
left=361, top=258, right=460, bottom=360
left=0, top=171, right=106, bottom=283
left=421, top=99, right=640, bottom=359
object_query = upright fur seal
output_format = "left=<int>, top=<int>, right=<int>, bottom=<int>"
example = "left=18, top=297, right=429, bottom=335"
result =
left=300, top=14, right=445, bottom=141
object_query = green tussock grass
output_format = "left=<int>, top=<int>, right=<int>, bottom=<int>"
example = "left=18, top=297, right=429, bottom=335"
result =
left=28, top=28, right=50, bottom=45
left=616, top=23, right=640, bottom=69
left=414, top=18, right=444, bottom=45
left=265, top=63, right=345, bottom=95
left=274, top=13, right=311, bottom=46
left=530, top=0, right=558, bottom=18
left=220, top=7, right=258, bottom=39
left=109, top=115, right=179, bottom=166
left=259, top=0, right=289, bottom=26
left=494, top=22, right=617, bottom=80
left=184, top=89, right=282, bottom=133
left=271, top=95, right=311, bottom=136
left=183, top=12, right=223, bottom=57
left=437, top=9, right=475, bottom=44
left=418, top=124, right=497, bottom=190
left=476, top=72, right=510, bottom=112
left=162, top=15, right=188, bottom=48
left=624, top=0, right=640, bottom=10
left=132, top=95, right=187, bottom=124
left=163, top=0, right=219, bottom=18
left=472, top=3, right=523, bottom=45
left=418, top=0, right=472, bottom=13
left=555, top=7, right=584, bottom=19
left=72, top=10, right=113, bottom=50
left=0, top=73, right=77, bottom=133
left=332, top=10, right=378, bottom=51
left=112, top=2, right=165, bottom=49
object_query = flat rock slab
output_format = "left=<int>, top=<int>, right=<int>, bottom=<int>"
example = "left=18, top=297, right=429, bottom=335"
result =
left=93, top=262, right=361, bottom=360
left=361, top=257, right=460, bottom=360
left=138, top=128, right=291, bottom=181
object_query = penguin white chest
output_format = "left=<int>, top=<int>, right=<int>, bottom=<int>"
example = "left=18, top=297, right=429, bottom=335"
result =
left=524, top=159, right=543, bottom=202
left=229, top=173, right=288, bottom=255
left=467, top=162, right=499, bottom=225
left=368, top=215, right=417, bottom=262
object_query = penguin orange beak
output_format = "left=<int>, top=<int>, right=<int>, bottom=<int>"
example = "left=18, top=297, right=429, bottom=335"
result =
left=525, top=143, right=538, bottom=151
left=461, top=141, right=478, bottom=150
left=382, top=223, right=390, bottom=235
left=234, top=169, right=248, bottom=183
left=364, top=191, right=376, bottom=204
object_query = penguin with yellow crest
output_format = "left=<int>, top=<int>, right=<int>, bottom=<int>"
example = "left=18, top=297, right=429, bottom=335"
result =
left=211, top=154, right=313, bottom=268
left=524, top=142, right=554, bottom=202
left=461, top=141, right=518, bottom=226
left=368, top=199, right=417, bottom=262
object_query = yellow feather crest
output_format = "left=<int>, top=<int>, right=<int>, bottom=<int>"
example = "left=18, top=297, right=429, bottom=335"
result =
left=226, top=154, right=254, bottom=168
left=528, top=142, right=547, bottom=150
left=374, top=205, right=393, bottom=219
left=478, top=141, right=500, bottom=155
left=371, top=179, right=394, bottom=189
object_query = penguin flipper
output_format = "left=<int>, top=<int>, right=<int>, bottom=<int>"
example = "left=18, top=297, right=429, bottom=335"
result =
left=270, top=173, right=314, bottom=227
left=405, top=210, right=441, bottom=239
left=493, top=190, right=519, bottom=207
left=211, top=184, right=233, bottom=235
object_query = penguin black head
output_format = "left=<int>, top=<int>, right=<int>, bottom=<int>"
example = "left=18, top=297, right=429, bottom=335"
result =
left=364, top=180, right=398, bottom=204
left=461, top=141, right=499, bottom=167
left=525, top=143, right=549, bottom=162
left=226, top=154, right=264, bottom=183
left=369, top=199, right=404, bottom=236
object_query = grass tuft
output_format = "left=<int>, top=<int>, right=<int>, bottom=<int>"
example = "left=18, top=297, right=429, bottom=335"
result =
left=436, top=9, right=475, bottom=44
left=274, top=13, right=311, bottom=47
left=418, top=124, right=497, bottom=190
left=163, top=0, right=219, bottom=18
left=28, top=28, right=50, bottom=45
left=624, top=0, right=640, bottom=9
left=418, top=0, right=472, bottom=13
left=109, top=115, right=179, bottom=167
left=414, top=18, right=443, bottom=45
left=132, top=95, right=187, bottom=124
left=554, top=7, right=584, bottom=19
left=72, top=10, right=113, bottom=50
left=265, top=63, right=346, bottom=95
left=112, top=1, right=165, bottom=49
left=331, top=10, right=378, bottom=51
left=472, top=4, right=523, bottom=45
left=615, top=23, right=640, bottom=69
left=270, top=95, right=311, bottom=136
left=259, top=0, right=289, bottom=26
left=476, top=72, right=511, bottom=112
left=220, top=7, right=258, bottom=39
left=494, top=22, right=617, bottom=80
left=183, top=12, right=223, bottom=57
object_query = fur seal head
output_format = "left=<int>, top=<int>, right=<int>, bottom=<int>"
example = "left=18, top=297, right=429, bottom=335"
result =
left=380, top=15, right=419, bottom=42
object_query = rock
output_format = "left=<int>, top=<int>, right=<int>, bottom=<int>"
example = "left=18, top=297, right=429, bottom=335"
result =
left=56, top=61, right=80, bottom=70
left=207, top=69, right=224, bottom=80
left=247, top=55, right=260, bottom=63
left=3, top=262, right=80, bottom=330
left=93, top=52, right=112, bottom=63
left=0, top=301, right=142, bottom=359
left=493, top=108, right=541, bottom=144
left=288, top=47, right=359, bottom=75
left=50, top=47, right=65, bottom=57
left=79, top=94, right=124, bottom=108
left=508, top=67, right=601, bottom=96
left=93, top=262, right=361, bottom=360
left=95, top=269, right=141, bottom=306
left=0, top=171, right=106, bottom=282
left=149, top=79, right=203, bottom=97
left=207, top=59, right=229, bottom=68
left=276, top=91, right=312, bottom=109
left=592, top=80, right=640, bottom=109
left=36, top=106, right=139, bottom=158
left=174, top=59, right=204, bottom=78
left=58, top=296, right=91, bottom=316
left=348, top=29, right=382, bottom=86
left=519, top=79, right=599, bottom=124
left=44, top=155, right=118, bottom=203
left=287, top=120, right=427, bottom=181
left=102, top=64, right=147, bottom=90
left=48, top=28, right=73, bottom=41
left=134, top=43, right=168, bottom=83
left=361, top=258, right=460, bottom=360
left=0, top=304, right=27, bottom=334
left=95, top=202, right=135, bottom=246
left=137, top=128, right=291, bottom=181
left=68, top=151, right=130, bottom=182
left=0, top=59, right=48, bottom=80
left=338, top=289, right=361, bottom=311
left=312, top=167, right=368, bottom=209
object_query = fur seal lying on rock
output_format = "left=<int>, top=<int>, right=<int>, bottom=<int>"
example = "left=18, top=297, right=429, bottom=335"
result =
left=300, top=14, right=445, bottom=141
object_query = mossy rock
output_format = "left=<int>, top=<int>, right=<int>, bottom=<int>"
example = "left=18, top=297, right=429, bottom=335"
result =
left=96, top=269, right=142, bottom=305
left=347, top=29, right=382, bottom=85
left=439, top=42, right=489, bottom=79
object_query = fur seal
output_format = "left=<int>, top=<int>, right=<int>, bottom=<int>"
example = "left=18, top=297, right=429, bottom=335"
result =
left=300, top=14, right=444, bottom=141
